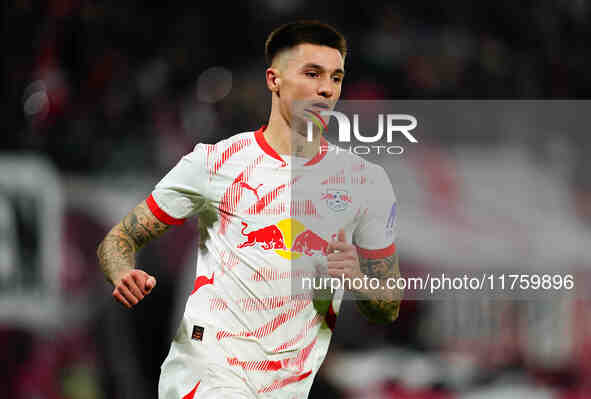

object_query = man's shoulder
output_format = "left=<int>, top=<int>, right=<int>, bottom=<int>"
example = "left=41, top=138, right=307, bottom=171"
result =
left=189, top=129, right=261, bottom=163
left=196, top=130, right=256, bottom=151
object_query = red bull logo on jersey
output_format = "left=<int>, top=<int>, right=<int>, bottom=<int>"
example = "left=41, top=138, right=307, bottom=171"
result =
left=291, top=230, right=329, bottom=256
left=237, top=219, right=328, bottom=259
left=321, top=189, right=352, bottom=212
left=237, top=222, right=286, bottom=250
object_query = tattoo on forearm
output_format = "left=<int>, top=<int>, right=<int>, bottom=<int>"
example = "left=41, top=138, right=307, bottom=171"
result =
left=356, top=298, right=400, bottom=324
left=97, top=201, right=169, bottom=284
left=355, top=253, right=402, bottom=323
left=359, top=254, right=399, bottom=280
left=97, top=233, right=136, bottom=283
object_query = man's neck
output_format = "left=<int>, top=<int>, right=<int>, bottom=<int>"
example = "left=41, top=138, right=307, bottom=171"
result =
left=264, top=110, right=322, bottom=159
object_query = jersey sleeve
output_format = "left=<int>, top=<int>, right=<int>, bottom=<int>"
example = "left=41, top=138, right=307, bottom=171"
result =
left=353, top=164, right=397, bottom=259
left=147, top=143, right=212, bottom=225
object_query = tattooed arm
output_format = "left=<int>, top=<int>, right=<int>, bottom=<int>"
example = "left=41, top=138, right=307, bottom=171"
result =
left=97, top=200, right=170, bottom=308
left=326, top=229, right=402, bottom=324
left=353, top=252, right=402, bottom=324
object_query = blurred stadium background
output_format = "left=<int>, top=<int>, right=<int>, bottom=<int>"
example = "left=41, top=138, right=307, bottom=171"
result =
left=3, top=1, right=591, bottom=398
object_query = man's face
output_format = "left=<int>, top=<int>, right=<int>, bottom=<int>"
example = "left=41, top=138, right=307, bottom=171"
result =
left=270, top=43, right=345, bottom=132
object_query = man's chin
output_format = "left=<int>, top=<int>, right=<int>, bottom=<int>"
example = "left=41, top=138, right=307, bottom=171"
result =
left=291, top=116, right=323, bottom=139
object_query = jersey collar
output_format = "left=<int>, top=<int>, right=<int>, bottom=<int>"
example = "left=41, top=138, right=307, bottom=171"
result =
left=254, top=125, right=328, bottom=167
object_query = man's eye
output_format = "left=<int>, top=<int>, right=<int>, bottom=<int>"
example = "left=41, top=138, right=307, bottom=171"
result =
left=306, top=72, right=319, bottom=78
left=333, top=76, right=342, bottom=83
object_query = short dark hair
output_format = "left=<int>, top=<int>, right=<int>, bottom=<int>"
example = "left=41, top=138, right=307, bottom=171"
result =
left=265, top=20, right=347, bottom=66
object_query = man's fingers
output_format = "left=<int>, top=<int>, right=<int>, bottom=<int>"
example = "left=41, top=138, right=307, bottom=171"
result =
left=326, top=267, right=345, bottom=277
left=328, top=240, right=352, bottom=252
left=130, top=271, right=151, bottom=295
left=327, top=251, right=352, bottom=262
left=326, top=242, right=335, bottom=254
left=123, top=277, right=145, bottom=301
left=128, top=270, right=156, bottom=294
left=113, top=289, right=132, bottom=308
left=327, top=229, right=346, bottom=252
left=117, top=283, right=139, bottom=306
left=326, top=261, right=349, bottom=274
left=111, top=270, right=156, bottom=308
left=145, top=276, right=157, bottom=292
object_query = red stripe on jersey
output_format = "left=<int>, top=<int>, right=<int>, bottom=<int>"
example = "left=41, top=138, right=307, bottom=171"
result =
left=352, top=159, right=368, bottom=172
left=273, top=315, right=322, bottom=352
left=321, top=168, right=346, bottom=185
left=245, top=177, right=299, bottom=215
left=290, top=200, right=318, bottom=217
left=205, top=144, right=215, bottom=169
left=209, top=297, right=228, bottom=311
left=254, top=125, right=286, bottom=167
left=216, top=299, right=311, bottom=341
left=182, top=380, right=200, bottom=399
left=210, top=138, right=252, bottom=177
left=228, top=337, right=317, bottom=373
left=289, top=337, right=317, bottom=370
left=190, top=273, right=214, bottom=295
left=218, top=155, right=264, bottom=235
left=239, top=296, right=292, bottom=312
left=219, top=172, right=246, bottom=235
left=326, top=302, right=337, bottom=331
left=252, top=202, right=286, bottom=216
left=251, top=268, right=315, bottom=282
left=219, top=250, right=240, bottom=275
left=257, top=370, right=313, bottom=394
left=254, top=125, right=329, bottom=167
left=251, top=267, right=279, bottom=281
left=227, top=357, right=282, bottom=372
left=321, top=175, right=346, bottom=185
left=356, top=243, right=396, bottom=259
left=146, top=194, right=186, bottom=225
left=246, top=183, right=286, bottom=215
left=239, top=293, right=311, bottom=312
left=303, top=137, right=328, bottom=166
left=351, top=176, right=367, bottom=184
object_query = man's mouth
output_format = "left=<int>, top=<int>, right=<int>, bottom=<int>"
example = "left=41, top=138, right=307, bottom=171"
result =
left=303, top=107, right=328, bottom=130
left=312, top=102, right=330, bottom=109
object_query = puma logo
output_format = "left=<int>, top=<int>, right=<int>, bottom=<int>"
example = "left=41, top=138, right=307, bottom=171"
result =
left=240, top=182, right=263, bottom=201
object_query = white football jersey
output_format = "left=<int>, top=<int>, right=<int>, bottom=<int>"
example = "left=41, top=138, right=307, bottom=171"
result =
left=153, top=126, right=397, bottom=398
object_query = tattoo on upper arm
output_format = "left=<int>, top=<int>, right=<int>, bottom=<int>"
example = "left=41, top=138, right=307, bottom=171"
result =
left=121, top=201, right=170, bottom=249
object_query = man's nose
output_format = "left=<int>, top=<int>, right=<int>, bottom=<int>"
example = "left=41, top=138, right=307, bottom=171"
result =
left=317, top=78, right=334, bottom=98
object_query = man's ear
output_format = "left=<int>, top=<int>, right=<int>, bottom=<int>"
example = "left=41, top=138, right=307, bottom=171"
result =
left=266, top=67, right=281, bottom=93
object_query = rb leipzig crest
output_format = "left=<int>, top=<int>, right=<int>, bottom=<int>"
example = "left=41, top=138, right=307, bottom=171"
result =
left=322, top=189, right=352, bottom=212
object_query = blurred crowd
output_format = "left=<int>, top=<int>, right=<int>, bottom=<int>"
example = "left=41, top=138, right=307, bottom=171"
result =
left=3, top=0, right=591, bottom=398
left=5, top=0, right=591, bottom=175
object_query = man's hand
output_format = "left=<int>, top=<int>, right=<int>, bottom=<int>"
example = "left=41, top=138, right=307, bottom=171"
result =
left=112, top=269, right=157, bottom=309
left=97, top=200, right=169, bottom=308
left=325, top=228, right=402, bottom=324
left=326, top=228, right=362, bottom=280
